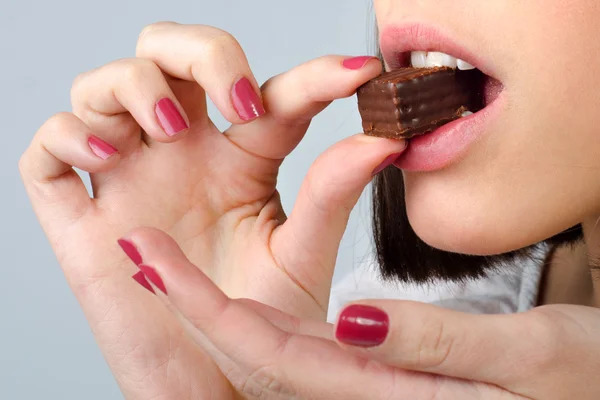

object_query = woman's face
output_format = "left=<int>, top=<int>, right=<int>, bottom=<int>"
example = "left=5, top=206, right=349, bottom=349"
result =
left=374, top=0, right=600, bottom=255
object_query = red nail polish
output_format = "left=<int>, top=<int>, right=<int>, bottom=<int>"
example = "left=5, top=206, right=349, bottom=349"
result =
left=342, top=56, right=376, bottom=70
left=372, top=153, right=403, bottom=176
left=117, top=239, right=143, bottom=265
left=138, top=264, right=167, bottom=295
left=132, top=271, right=155, bottom=294
left=336, top=305, right=389, bottom=347
left=155, top=98, right=189, bottom=136
left=88, top=135, right=118, bottom=160
left=231, top=77, right=266, bottom=121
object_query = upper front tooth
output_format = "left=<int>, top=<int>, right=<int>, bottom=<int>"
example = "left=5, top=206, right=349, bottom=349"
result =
left=457, top=59, right=475, bottom=70
left=411, top=51, right=427, bottom=68
left=425, top=51, right=457, bottom=68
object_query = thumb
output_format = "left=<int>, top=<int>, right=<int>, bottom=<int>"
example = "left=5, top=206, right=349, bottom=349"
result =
left=271, top=134, right=406, bottom=307
left=333, top=300, right=599, bottom=394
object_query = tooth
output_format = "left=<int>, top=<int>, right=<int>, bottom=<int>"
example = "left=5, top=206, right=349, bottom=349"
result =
left=411, top=51, right=427, bottom=68
left=461, top=111, right=474, bottom=117
left=425, top=52, right=457, bottom=68
left=457, top=59, right=475, bottom=70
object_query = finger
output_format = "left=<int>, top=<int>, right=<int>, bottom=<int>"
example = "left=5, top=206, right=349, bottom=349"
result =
left=119, top=228, right=334, bottom=399
left=19, top=112, right=120, bottom=233
left=333, top=300, right=598, bottom=394
left=226, top=55, right=382, bottom=160
left=71, top=58, right=190, bottom=147
left=120, top=228, right=499, bottom=399
left=271, top=135, right=407, bottom=309
left=238, top=298, right=334, bottom=341
left=136, top=22, right=265, bottom=125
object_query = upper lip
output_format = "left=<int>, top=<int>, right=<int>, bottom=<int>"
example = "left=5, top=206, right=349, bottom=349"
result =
left=379, top=24, right=499, bottom=80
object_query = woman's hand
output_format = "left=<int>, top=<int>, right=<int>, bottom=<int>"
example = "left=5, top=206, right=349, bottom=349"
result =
left=19, top=22, right=405, bottom=399
left=334, top=300, right=600, bottom=399
left=118, top=228, right=517, bottom=400
left=120, top=228, right=600, bottom=399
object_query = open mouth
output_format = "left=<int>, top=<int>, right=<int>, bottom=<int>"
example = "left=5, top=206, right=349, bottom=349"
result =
left=390, top=50, right=503, bottom=114
left=376, top=25, right=506, bottom=171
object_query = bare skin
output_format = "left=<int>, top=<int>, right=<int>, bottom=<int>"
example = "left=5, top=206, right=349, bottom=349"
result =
left=21, top=0, right=600, bottom=397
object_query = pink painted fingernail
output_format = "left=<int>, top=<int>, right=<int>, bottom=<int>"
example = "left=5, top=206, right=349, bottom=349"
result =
left=336, top=305, right=389, bottom=347
left=155, top=98, right=189, bottom=136
left=231, top=77, right=266, bottom=121
left=138, top=265, right=167, bottom=295
left=118, top=239, right=143, bottom=265
left=132, top=271, right=155, bottom=294
left=88, top=135, right=118, bottom=160
left=342, top=56, right=376, bottom=70
left=372, top=153, right=403, bottom=176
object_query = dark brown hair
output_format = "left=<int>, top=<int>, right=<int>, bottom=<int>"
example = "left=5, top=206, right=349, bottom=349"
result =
left=371, top=167, right=583, bottom=283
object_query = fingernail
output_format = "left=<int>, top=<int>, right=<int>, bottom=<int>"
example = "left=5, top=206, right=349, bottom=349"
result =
left=117, top=239, right=143, bottom=265
left=138, top=264, right=167, bottom=295
left=231, top=77, right=266, bottom=121
left=88, top=135, right=118, bottom=160
left=155, top=98, right=189, bottom=136
left=342, top=56, right=376, bottom=70
left=336, top=305, right=389, bottom=347
left=132, top=271, right=155, bottom=294
left=372, top=153, right=403, bottom=176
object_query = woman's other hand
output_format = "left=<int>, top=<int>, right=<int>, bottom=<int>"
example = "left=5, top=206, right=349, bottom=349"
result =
left=19, top=22, right=404, bottom=399
left=334, top=300, right=600, bottom=399
left=124, top=228, right=599, bottom=399
left=118, top=228, right=516, bottom=399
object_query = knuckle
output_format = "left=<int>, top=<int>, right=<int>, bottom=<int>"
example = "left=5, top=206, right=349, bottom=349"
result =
left=70, top=71, right=88, bottom=95
left=43, top=112, right=74, bottom=133
left=18, top=150, right=30, bottom=176
left=137, top=21, right=175, bottom=49
left=240, top=363, right=285, bottom=399
left=19, top=112, right=72, bottom=176
left=413, top=317, right=455, bottom=369
left=260, top=75, right=276, bottom=92
left=198, top=29, right=241, bottom=59
left=394, top=305, right=456, bottom=370
left=113, top=58, right=161, bottom=87
left=522, top=309, right=562, bottom=371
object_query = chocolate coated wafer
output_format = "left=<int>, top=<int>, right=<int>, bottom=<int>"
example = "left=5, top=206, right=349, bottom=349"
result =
left=357, top=67, right=484, bottom=139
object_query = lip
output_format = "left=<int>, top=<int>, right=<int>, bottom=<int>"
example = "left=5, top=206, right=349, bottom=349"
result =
left=380, top=24, right=504, bottom=172
left=379, top=24, right=499, bottom=79
left=394, top=93, right=505, bottom=171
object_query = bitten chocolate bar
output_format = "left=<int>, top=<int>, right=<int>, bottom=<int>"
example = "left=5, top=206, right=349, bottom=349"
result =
left=357, top=67, right=484, bottom=139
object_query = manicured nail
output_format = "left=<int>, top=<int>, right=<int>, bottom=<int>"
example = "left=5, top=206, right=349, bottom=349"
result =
left=336, top=305, right=389, bottom=347
left=231, top=77, right=266, bottom=121
left=342, top=56, right=376, bottom=70
left=372, top=153, right=403, bottom=176
left=138, top=264, right=167, bottom=295
left=132, top=271, right=155, bottom=294
left=117, top=239, right=143, bottom=265
left=155, top=98, right=189, bottom=136
left=88, top=135, right=118, bottom=160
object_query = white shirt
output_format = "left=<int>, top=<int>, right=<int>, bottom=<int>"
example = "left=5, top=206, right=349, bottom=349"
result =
left=327, top=246, right=546, bottom=323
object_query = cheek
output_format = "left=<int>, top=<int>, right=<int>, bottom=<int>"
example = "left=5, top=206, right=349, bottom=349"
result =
left=403, top=119, right=600, bottom=256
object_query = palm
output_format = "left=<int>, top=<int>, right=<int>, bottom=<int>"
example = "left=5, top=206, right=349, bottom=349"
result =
left=50, top=89, right=326, bottom=398
left=88, top=108, right=325, bottom=310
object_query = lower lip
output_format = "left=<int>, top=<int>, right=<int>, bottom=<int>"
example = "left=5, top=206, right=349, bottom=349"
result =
left=394, top=93, right=505, bottom=172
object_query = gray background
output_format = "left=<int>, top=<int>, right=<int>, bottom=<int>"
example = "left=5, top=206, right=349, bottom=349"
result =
left=1, top=0, right=376, bottom=398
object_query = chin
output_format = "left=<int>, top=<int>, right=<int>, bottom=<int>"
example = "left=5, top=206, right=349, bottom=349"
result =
left=404, top=181, right=533, bottom=256
left=408, top=213, right=510, bottom=255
